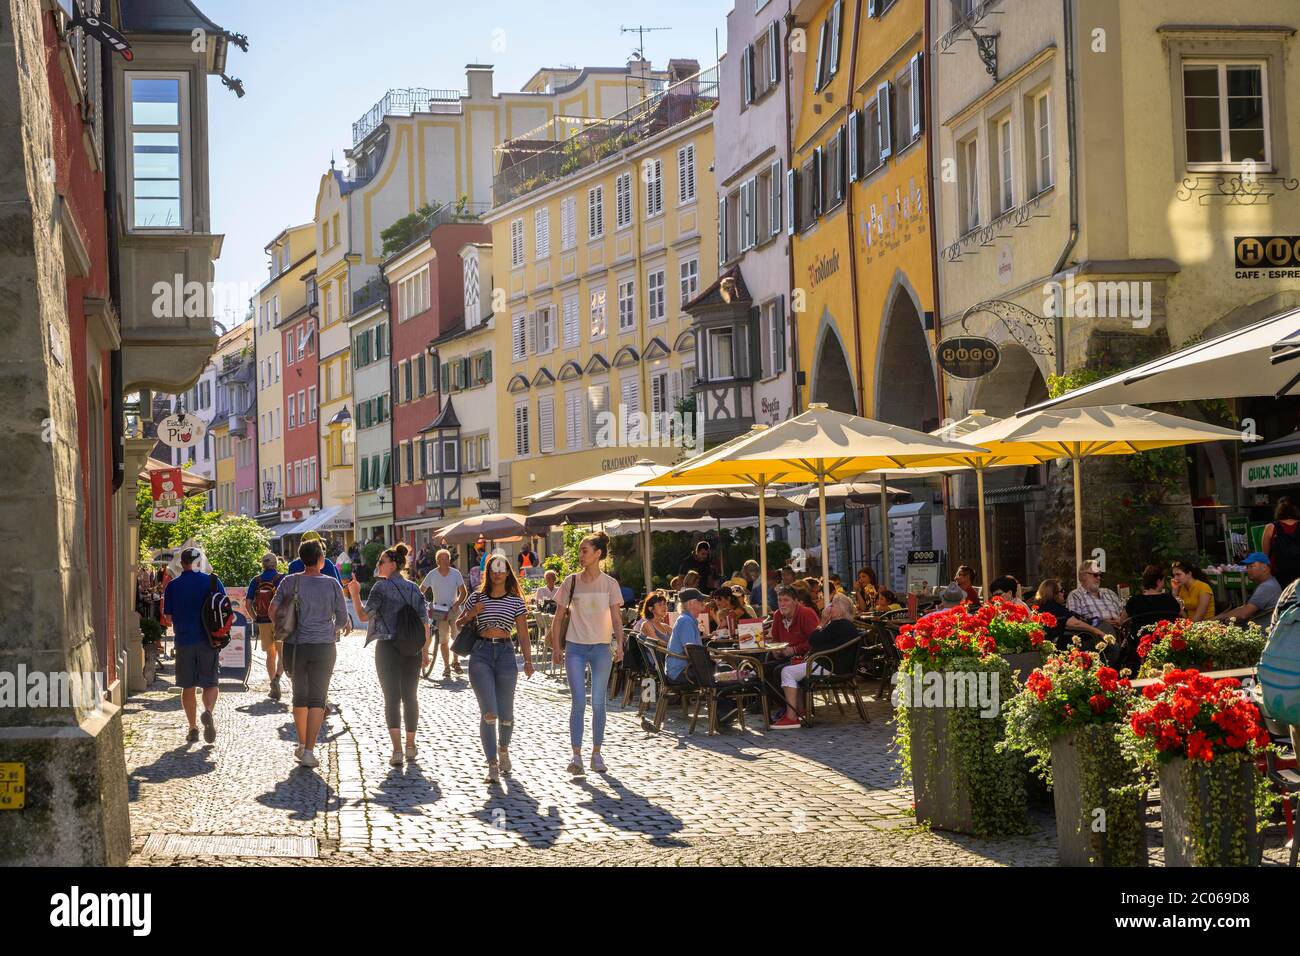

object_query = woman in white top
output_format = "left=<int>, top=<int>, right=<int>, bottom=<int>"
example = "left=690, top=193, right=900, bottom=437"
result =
left=550, top=531, right=624, bottom=776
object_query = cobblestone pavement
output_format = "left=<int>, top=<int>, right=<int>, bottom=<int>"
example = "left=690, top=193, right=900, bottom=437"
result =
left=122, top=634, right=1292, bottom=866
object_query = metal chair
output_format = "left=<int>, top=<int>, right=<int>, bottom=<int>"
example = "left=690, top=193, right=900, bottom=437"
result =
left=802, top=635, right=869, bottom=725
left=858, top=621, right=901, bottom=701
left=1263, top=715, right=1300, bottom=867
left=637, top=636, right=698, bottom=732
left=684, top=643, right=767, bottom=735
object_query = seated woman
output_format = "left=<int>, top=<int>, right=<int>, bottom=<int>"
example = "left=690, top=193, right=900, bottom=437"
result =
left=873, top=589, right=902, bottom=613
left=637, top=592, right=672, bottom=644
left=1125, top=564, right=1183, bottom=634
left=731, top=584, right=758, bottom=619
left=772, top=594, right=860, bottom=729
left=1171, top=559, right=1215, bottom=621
left=1033, top=578, right=1106, bottom=649
left=710, top=587, right=743, bottom=638
left=853, top=568, right=879, bottom=614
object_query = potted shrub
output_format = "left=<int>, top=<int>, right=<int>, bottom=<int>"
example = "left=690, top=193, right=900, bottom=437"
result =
left=892, top=601, right=1052, bottom=836
left=981, top=597, right=1053, bottom=682
left=1124, top=668, right=1273, bottom=866
left=1135, top=618, right=1268, bottom=678
left=140, top=616, right=165, bottom=685
left=1004, top=649, right=1148, bottom=866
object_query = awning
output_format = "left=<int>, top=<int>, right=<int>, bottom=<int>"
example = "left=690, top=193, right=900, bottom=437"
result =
left=395, top=516, right=446, bottom=530
left=283, top=505, right=353, bottom=536
left=888, top=502, right=928, bottom=519
left=264, top=522, right=300, bottom=538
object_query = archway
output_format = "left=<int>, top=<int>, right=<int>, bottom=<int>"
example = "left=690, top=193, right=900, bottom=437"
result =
left=874, top=283, right=938, bottom=431
left=810, top=318, right=857, bottom=414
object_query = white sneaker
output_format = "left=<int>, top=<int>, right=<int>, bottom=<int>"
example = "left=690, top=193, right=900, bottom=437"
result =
left=299, top=749, right=319, bottom=768
left=294, top=744, right=304, bottom=761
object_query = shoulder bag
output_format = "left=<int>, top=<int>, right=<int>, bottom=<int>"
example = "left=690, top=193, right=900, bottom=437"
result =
left=274, top=574, right=300, bottom=644
left=555, top=574, right=578, bottom=649
left=452, top=593, right=480, bottom=656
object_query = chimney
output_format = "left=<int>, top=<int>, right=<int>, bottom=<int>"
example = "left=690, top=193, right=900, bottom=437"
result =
left=466, top=64, right=493, bottom=100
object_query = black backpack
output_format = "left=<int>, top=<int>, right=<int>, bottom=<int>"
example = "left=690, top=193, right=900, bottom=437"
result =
left=201, top=575, right=234, bottom=649
left=1271, top=522, right=1300, bottom=587
left=382, top=579, right=427, bottom=657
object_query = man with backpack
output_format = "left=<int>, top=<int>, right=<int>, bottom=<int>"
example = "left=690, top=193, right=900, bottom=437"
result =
left=246, top=552, right=286, bottom=700
left=162, top=547, right=228, bottom=744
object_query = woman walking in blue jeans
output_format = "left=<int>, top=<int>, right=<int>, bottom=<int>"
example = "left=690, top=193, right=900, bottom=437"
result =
left=457, top=554, right=533, bottom=784
left=550, top=531, right=624, bottom=777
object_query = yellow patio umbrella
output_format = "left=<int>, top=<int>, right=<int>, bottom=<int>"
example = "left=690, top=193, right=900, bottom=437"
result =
left=862, top=412, right=1051, bottom=598
left=907, top=404, right=1244, bottom=588
left=641, top=405, right=987, bottom=609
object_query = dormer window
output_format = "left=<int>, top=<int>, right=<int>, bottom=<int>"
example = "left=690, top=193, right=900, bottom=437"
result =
left=127, top=72, right=191, bottom=230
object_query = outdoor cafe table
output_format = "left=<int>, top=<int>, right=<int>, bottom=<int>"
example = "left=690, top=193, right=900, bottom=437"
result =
left=708, top=642, right=790, bottom=727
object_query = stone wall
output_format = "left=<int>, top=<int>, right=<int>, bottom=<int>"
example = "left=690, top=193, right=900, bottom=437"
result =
left=0, top=0, right=129, bottom=865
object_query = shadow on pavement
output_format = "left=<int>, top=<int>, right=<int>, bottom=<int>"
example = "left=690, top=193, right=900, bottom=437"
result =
left=254, top=772, right=339, bottom=821
left=576, top=774, right=686, bottom=847
left=368, top=764, right=444, bottom=814
left=127, top=743, right=218, bottom=801
left=474, top=777, right=563, bottom=849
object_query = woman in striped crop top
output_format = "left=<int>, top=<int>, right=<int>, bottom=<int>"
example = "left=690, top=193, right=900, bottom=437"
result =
left=457, top=553, right=533, bottom=784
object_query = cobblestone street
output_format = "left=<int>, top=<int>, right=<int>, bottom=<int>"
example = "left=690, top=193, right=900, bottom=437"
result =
left=122, top=633, right=1063, bottom=865
left=121, top=634, right=1292, bottom=866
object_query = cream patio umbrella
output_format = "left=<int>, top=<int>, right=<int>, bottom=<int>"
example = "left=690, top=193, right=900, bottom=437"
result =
left=641, top=405, right=987, bottom=609
left=525, top=460, right=746, bottom=593
left=432, top=512, right=529, bottom=544
left=908, top=405, right=1245, bottom=586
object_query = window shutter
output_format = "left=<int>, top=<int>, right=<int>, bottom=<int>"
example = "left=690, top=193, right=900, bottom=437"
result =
left=868, top=0, right=878, bottom=16
left=812, top=146, right=824, bottom=217
left=836, top=125, right=848, bottom=200
left=786, top=167, right=798, bottom=235
left=768, top=20, right=780, bottom=85
left=910, top=52, right=924, bottom=139
left=441, top=362, right=450, bottom=393
left=848, top=111, right=860, bottom=183
left=742, top=45, right=753, bottom=106
left=482, top=350, right=492, bottom=383
left=878, top=82, right=893, bottom=161
left=527, top=311, right=538, bottom=355
left=587, top=384, right=609, bottom=446
left=417, top=354, right=427, bottom=395
left=830, top=0, right=844, bottom=76
left=813, top=19, right=827, bottom=91
left=539, top=399, right=554, bottom=453
left=769, top=159, right=783, bottom=236
left=718, top=194, right=728, bottom=266
left=461, top=357, right=471, bottom=387
left=512, top=313, right=526, bottom=360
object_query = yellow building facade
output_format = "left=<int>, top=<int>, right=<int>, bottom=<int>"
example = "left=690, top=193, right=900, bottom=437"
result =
left=210, top=323, right=253, bottom=516
left=487, top=72, right=720, bottom=507
left=790, top=0, right=938, bottom=432
left=254, top=223, right=316, bottom=526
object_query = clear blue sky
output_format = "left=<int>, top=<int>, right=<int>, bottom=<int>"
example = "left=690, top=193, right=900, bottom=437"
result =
left=205, top=0, right=731, bottom=326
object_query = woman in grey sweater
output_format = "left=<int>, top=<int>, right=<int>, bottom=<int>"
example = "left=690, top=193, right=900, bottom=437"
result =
left=272, top=539, right=351, bottom=768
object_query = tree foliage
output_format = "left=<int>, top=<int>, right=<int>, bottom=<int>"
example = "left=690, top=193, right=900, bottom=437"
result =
left=195, top=516, right=274, bottom=586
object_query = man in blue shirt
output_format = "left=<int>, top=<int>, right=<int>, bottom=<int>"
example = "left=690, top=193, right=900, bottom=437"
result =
left=287, top=532, right=340, bottom=581
left=665, top=588, right=706, bottom=682
left=162, top=547, right=226, bottom=744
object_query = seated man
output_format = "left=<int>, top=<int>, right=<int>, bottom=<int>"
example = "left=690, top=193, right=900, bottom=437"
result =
left=1216, top=552, right=1282, bottom=624
left=656, top=588, right=741, bottom=728
left=1066, top=560, right=1127, bottom=633
left=919, top=582, right=967, bottom=621
left=772, top=594, right=860, bottom=729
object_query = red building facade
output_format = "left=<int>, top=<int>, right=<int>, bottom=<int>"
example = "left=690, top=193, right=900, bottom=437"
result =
left=386, top=221, right=489, bottom=544
left=281, top=282, right=320, bottom=516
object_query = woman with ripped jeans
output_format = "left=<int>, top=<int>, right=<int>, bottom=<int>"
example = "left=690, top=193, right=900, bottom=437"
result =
left=457, top=555, right=533, bottom=784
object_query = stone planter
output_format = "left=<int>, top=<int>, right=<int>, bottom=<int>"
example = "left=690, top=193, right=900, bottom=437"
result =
left=908, top=702, right=1027, bottom=836
left=1050, top=726, right=1148, bottom=867
left=1158, top=755, right=1259, bottom=867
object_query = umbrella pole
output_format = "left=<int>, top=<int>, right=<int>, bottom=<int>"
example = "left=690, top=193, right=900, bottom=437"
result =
left=879, top=477, right=890, bottom=592
left=976, top=466, right=990, bottom=599
left=1072, top=456, right=1083, bottom=573
left=758, top=477, right=768, bottom=617
left=642, top=492, right=653, bottom=596
left=818, top=468, right=831, bottom=610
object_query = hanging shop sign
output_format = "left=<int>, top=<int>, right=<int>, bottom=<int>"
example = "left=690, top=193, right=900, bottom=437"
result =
left=936, top=336, right=1001, bottom=379
left=149, top=467, right=184, bottom=524
left=1242, top=453, right=1300, bottom=488
left=157, top=412, right=206, bottom=449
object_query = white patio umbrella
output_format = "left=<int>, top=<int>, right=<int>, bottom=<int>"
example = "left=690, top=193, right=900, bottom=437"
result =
left=525, top=460, right=746, bottom=593
left=1023, top=306, right=1300, bottom=411
left=641, top=405, right=987, bottom=609
left=909, top=405, right=1245, bottom=581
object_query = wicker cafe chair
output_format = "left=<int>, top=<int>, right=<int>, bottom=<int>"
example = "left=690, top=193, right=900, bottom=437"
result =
left=637, top=636, right=698, bottom=732
left=858, top=621, right=902, bottom=702
left=684, top=643, right=767, bottom=735
left=801, top=634, right=869, bottom=726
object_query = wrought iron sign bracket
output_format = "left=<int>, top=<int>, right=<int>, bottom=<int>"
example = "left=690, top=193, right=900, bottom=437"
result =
left=959, top=299, right=1056, bottom=361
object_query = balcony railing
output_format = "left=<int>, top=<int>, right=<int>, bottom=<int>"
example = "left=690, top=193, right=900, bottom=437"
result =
left=351, top=277, right=387, bottom=316
left=353, top=88, right=463, bottom=145
left=493, top=65, right=718, bottom=206
left=381, top=199, right=491, bottom=260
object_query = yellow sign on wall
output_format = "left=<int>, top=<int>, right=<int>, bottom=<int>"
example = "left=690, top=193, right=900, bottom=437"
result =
left=0, top=763, right=25, bottom=809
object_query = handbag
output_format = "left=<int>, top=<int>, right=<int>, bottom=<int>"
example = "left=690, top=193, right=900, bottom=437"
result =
left=452, top=603, right=479, bottom=656
left=554, top=575, right=578, bottom=649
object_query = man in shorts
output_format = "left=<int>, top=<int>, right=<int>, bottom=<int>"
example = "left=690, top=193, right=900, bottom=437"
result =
left=420, top=548, right=467, bottom=678
left=162, top=547, right=226, bottom=743
left=246, top=552, right=285, bottom=699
